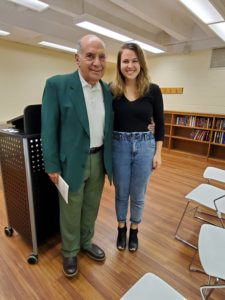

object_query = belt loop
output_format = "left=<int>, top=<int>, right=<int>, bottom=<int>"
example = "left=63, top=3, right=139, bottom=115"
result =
left=113, top=131, right=153, bottom=141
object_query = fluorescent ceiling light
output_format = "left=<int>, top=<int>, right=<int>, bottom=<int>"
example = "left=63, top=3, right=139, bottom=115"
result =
left=0, top=30, right=10, bottom=36
left=133, top=40, right=164, bottom=54
left=209, top=22, right=225, bottom=42
left=76, top=21, right=131, bottom=42
left=8, top=0, right=49, bottom=12
left=75, top=21, right=164, bottom=54
left=179, top=0, right=224, bottom=24
left=39, top=41, right=77, bottom=53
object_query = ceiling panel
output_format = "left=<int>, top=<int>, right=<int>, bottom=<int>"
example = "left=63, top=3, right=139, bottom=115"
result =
left=0, top=0, right=225, bottom=61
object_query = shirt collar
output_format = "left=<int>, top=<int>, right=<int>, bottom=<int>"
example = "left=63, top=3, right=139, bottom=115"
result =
left=78, top=71, right=101, bottom=91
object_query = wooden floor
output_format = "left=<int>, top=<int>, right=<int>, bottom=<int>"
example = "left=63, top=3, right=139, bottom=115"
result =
left=0, top=150, right=225, bottom=300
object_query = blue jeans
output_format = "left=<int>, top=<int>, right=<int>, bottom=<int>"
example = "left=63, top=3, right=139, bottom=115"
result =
left=112, top=131, right=156, bottom=224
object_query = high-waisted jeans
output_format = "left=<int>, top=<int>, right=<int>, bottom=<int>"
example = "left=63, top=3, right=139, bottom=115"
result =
left=112, top=131, right=156, bottom=224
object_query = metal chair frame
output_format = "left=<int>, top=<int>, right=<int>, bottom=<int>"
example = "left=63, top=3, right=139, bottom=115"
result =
left=175, top=191, right=225, bottom=249
left=175, top=166, right=225, bottom=249
left=200, top=281, right=225, bottom=300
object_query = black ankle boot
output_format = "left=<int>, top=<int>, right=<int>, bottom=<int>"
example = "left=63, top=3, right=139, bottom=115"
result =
left=117, top=224, right=127, bottom=250
left=128, top=228, right=138, bottom=252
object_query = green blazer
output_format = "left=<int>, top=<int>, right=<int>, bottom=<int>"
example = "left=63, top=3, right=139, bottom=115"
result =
left=41, top=71, right=113, bottom=192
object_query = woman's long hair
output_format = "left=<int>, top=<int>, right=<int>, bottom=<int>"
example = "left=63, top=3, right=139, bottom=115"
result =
left=111, top=43, right=150, bottom=97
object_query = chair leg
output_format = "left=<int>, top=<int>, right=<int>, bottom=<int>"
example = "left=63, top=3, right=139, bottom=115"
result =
left=200, top=278, right=225, bottom=300
left=175, top=201, right=198, bottom=249
left=174, top=201, right=189, bottom=237
left=200, top=285, right=213, bottom=300
left=219, top=216, right=225, bottom=228
left=200, top=276, right=225, bottom=300
left=189, top=250, right=204, bottom=273
left=194, top=208, right=225, bottom=228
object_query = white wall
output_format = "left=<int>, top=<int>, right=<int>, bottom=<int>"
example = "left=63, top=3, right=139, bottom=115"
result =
left=0, top=39, right=225, bottom=123
left=148, top=50, right=225, bottom=114
left=0, top=39, right=114, bottom=123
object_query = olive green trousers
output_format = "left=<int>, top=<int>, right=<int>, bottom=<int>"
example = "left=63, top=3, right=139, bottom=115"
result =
left=59, top=152, right=105, bottom=257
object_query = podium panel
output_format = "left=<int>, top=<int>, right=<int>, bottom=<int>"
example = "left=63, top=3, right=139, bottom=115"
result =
left=0, top=105, right=59, bottom=264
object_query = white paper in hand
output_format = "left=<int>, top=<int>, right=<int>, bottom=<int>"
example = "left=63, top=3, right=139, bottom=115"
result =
left=55, top=175, right=69, bottom=203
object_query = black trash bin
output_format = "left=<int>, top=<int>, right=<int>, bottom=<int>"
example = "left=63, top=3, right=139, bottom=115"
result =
left=0, top=105, right=59, bottom=264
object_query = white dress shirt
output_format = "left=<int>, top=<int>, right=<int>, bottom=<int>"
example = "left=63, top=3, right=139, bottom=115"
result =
left=78, top=71, right=105, bottom=148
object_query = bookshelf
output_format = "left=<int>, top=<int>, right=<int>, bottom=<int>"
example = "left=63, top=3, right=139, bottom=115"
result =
left=164, top=111, right=225, bottom=162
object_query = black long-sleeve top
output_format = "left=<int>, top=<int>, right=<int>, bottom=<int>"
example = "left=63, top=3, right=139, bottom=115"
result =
left=113, top=83, right=164, bottom=141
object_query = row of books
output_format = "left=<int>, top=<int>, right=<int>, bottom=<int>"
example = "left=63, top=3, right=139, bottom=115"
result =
left=215, top=118, right=225, bottom=130
left=175, top=116, right=212, bottom=128
left=213, top=131, right=225, bottom=144
left=190, top=130, right=210, bottom=141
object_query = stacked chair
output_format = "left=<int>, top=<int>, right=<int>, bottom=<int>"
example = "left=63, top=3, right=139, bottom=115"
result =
left=175, top=166, right=225, bottom=249
left=196, top=224, right=225, bottom=299
left=175, top=166, right=225, bottom=299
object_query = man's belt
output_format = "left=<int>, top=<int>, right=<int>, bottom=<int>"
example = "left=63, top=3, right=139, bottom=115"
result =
left=90, top=145, right=103, bottom=154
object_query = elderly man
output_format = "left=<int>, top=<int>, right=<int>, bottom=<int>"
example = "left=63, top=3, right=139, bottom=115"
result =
left=41, top=35, right=113, bottom=277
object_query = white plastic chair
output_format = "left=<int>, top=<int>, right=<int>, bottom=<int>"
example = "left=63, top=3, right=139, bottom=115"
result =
left=175, top=166, right=225, bottom=249
left=198, top=224, right=225, bottom=299
left=120, top=273, right=187, bottom=300
left=203, top=167, right=225, bottom=184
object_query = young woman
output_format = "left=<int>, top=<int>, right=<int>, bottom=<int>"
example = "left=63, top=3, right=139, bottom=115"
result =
left=111, top=43, right=164, bottom=252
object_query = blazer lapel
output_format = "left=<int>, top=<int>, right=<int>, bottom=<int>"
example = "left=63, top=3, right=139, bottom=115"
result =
left=68, top=72, right=90, bottom=136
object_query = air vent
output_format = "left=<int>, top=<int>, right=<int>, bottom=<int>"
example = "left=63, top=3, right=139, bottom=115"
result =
left=210, top=47, right=225, bottom=68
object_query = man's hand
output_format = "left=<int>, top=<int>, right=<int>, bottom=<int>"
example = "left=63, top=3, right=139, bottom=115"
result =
left=148, top=121, right=155, bottom=133
left=48, top=172, right=59, bottom=184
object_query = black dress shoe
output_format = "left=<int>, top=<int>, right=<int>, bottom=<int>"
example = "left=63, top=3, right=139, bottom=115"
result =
left=83, top=244, right=105, bottom=261
left=63, top=256, right=78, bottom=277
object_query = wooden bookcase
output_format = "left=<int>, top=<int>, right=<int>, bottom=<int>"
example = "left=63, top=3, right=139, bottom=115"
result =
left=164, top=111, right=225, bottom=162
